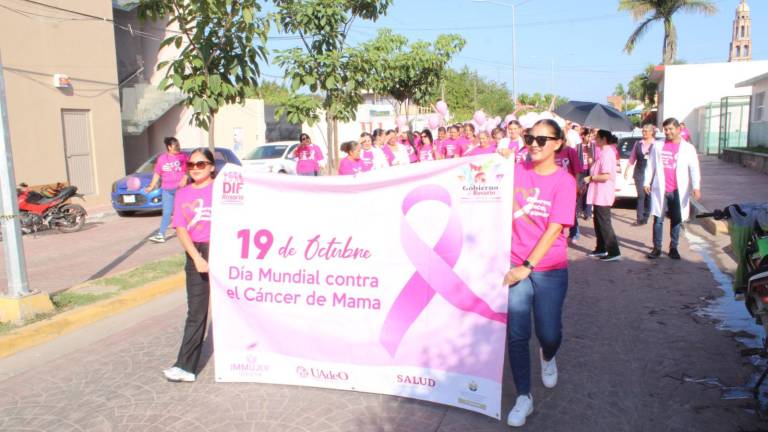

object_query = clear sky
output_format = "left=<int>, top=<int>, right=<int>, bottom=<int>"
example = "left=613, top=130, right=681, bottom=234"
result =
left=263, top=0, right=766, bottom=104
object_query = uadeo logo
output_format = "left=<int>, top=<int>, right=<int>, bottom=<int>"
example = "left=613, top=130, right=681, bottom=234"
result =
left=296, top=366, right=349, bottom=381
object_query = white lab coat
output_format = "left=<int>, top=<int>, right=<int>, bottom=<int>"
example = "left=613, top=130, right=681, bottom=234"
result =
left=643, top=139, right=701, bottom=221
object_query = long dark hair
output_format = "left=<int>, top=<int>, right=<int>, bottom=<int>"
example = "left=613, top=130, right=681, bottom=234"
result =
left=189, top=147, right=216, bottom=179
left=421, top=129, right=434, bottom=146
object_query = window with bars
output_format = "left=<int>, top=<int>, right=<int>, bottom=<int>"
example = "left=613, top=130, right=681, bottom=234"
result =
left=755, top=92, right=765, bottom=122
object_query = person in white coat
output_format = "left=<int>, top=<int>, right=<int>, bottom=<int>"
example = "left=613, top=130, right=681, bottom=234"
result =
left=643, top=118, right=702, bottom=260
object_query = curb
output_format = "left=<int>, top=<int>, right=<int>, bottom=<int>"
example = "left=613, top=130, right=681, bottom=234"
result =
left=692, top=199, right=729, bottom=236
left=0, top=272, right=184, bottom=359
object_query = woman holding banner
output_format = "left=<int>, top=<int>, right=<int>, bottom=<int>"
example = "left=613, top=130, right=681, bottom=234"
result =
left=503, top=119, right=576, bottom=427
left=162, top=148, right=216, bottom=383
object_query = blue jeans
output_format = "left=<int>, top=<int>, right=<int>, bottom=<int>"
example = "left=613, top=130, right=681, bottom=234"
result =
left=159, top=188, right=176, bottom=236
left=507, top=268, right=569, bottom=396
left=652, top=190, right=681, bottom=249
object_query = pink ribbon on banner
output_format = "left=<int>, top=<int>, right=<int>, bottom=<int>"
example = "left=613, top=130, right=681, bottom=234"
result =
left=379, top=184, right=507, bottom=356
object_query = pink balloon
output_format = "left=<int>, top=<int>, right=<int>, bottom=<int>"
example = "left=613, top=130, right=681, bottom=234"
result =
left=436, top=100, right=449, bottom=116
left=485, top=122, right=495, bottom=134
left=396, top=115, right=407, bottom=128
left=505, top=114, right=517, bottom=124
left=473, top=110, right=487, bottom=126
left=428, top=114, right=440, bottom=130
left=126, top=176, right=141, bottom=191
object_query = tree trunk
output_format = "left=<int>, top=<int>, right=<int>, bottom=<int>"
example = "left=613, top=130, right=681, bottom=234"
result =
left=325, top=110, right=334, bottom=175
left=208, top=114, right=216, bottom=153
left=332, top=118, right=339, bottom=173
left=662, top=18, right=677, bottom=64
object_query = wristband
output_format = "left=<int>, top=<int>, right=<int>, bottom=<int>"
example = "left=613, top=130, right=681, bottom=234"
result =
left=522, top=260, right=535, bottom=271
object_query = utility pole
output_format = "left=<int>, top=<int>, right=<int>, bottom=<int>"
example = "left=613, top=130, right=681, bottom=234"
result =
left=0, top=50, right=53, bottom=322
left=0, top=51, right=29, bottom=297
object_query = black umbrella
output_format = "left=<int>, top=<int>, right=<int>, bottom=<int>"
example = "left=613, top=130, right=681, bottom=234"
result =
left=554, top=101, right=634, bottom=132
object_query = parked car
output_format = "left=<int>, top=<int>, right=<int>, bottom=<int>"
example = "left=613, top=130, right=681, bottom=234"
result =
left=111, top=147, right=241, bottom=216
left=615, top=137, right=639, bottom=200
left=615, top=132, right=665, bottom=200
left=241, top=141, right=300, bottom=174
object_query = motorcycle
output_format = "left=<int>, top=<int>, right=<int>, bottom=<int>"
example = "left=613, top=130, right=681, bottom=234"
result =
left=16, top=183, right=87, bottom=234
left=697, top=203, right=768, bottom=396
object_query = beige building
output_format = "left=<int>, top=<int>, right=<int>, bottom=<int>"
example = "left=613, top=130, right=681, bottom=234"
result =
left=0, top=1, right=267, bottom=210
left=0, top=0, right=125, bottom=205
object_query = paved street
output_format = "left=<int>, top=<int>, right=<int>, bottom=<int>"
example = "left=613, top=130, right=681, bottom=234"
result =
left=1, top=208, right=767, bottom=431
left=1, top=157, right=768, bottom=430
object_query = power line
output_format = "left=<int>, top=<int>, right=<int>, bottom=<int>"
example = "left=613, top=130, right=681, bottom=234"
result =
left=355, top=12, right=621, bottom=32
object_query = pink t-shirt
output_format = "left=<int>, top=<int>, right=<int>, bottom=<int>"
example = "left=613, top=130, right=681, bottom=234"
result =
left=464, top=144, right=497, bottom=156
left=439, top=139, right=461, bottom=159
left=338, top=157, right=364, bottom=176
left=154, top=152, right=188, bottom=190
left=457, top=137, right=472, bottom=156
left=554, top=146, right=582, bottom=177
left=360, top=149, right=375, bottom=172
left=172, top=182, right=212, bottom=243
left=295, top=144, right=324, bottom=174
left=418, top=144, right=436, bottom=162
left=662, top=141, right=680, bottom=193
left=511, top=162, right=577, bottom=271
left=515, top=146, right=529, bottom=164
left=586, top=145, right=617, bottom=206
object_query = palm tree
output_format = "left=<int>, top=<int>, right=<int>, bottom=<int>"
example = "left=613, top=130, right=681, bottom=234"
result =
left=620, top=0, right=717, bottom=64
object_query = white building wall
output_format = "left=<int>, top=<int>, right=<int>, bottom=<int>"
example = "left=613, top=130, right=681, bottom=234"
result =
left=659, top=61, right=768, bottom=146
left=749, top=78, right=768, bottom=147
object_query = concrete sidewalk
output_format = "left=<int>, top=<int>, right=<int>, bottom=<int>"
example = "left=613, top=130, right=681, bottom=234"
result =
left=0, top=210, right=180, bottom=295
left=698, top=155, right=768, bottom=211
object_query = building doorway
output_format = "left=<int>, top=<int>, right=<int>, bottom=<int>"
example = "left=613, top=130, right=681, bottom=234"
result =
left=61, top=109, right=96, bottom=194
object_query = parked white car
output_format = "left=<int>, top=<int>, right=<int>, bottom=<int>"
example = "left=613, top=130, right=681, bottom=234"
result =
left=615, top=132, right=666, bottom=200
left=241, top=141, right=300, bottom=174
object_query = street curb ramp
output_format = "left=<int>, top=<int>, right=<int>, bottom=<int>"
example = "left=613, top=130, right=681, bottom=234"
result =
left=0, top=273, right=184, bottom=359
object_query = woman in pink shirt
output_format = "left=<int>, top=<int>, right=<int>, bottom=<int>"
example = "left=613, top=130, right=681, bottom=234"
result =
left=145, top=137, right=188, bottom=244
left=584, top=130, right=621, bottom=261
left=417, top=129, right=437, bottom=162
left=162, top=148, right=215, bottom=383
left=338, top=141, right=364, bottom=176
left=464, top=131, right=497, bottom=156
left=294, top=133, right=324, bottom=176
left=503, top=119, right=577, bottom=427
left=498, top=120, right=525, bottom=162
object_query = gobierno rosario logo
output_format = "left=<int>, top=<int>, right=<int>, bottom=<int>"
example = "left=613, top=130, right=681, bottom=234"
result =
left=379, top=184, right=507, bottom=357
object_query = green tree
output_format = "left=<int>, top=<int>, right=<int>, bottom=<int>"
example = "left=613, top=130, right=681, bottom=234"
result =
left=627, top=64, right=659, bottom=108
left=271, top=0, right=393, bottom=168
left=439, top=68, right=515, bottom=121
left=360, top=29, right=465, bottom=119
left=619, top=0, right=717, bottom=64
left=138, top=0, right=270, bottom=150
left=257, top=81, right=290, bottom=106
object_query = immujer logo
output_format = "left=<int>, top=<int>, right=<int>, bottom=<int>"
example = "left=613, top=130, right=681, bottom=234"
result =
left=221, top=171, right=244, bottom=204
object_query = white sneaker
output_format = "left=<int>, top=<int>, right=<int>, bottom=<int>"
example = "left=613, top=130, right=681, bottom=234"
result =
left=540, top=349, right=558, bottom=388
left=507, top=394, right=533, bottom=427
left=148, top=233, right=166, bottom=243
left=163, top=366, right=195, bottom=382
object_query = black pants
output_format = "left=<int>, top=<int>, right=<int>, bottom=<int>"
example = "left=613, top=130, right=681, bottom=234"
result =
left=174, top=242, right=210, bottom=374
left=593, top=205, right=620, bottom=256
left=633, top=176, right=650, bottom=223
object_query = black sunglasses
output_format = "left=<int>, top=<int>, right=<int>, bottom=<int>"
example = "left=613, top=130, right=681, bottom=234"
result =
left=523, top=135, right=558, bottom=147
left=187, top=161, right=213, bottom=170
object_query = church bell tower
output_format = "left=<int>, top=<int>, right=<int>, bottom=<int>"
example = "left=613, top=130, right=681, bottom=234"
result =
left=729, top=0, right=752, bottom=62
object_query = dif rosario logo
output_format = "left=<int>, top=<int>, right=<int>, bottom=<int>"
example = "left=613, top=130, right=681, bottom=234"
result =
left=456, top=159, right=507, bottom=202
left=221, top=170, right=244, bottom=205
